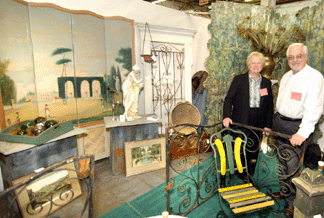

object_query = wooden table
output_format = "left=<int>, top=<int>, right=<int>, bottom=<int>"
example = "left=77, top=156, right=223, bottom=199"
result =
left=104, top=116, right=161, bottom=175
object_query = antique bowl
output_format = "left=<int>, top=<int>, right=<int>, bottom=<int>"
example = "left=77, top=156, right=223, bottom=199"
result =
left=44, top=120, right=58, bottom=129
left=34, top=116, right=46, bottom=124
left=32, top=123, right=46, bottom=136
left=20, top=120, right=36, bottom=131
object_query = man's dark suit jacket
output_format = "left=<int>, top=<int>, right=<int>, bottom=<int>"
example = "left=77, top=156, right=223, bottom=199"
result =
left=223, top=72, right=274, bottom=129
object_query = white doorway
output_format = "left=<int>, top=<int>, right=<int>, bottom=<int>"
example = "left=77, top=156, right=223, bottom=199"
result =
left=136, top=23, right=196, bottom=134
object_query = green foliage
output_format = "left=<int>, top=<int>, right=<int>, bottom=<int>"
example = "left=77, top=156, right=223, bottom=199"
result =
left=295, top=0, right=324, bottom=142
left=205, top=0, right=324, bottom=128
left=106, top=66, right=115, bottom=104
left=109, top=65, right=117, bottom=90
left=206, top=2, right=253, bottom=127
left=0, top=59, right=16, bottom=105
left=115, top=47, right=132, bottom=73
left=51, top=47, right=72, bottom=56
left=116, top=65, right=122, bottom=91
left=55, top=59, right=71, bottom=65
left=51, top=47, right=72, bottom=77
left=0, top=74, right=16, bottom=105
left=296, top=0, right=324, bottom=75
left=0, top=59, right=10, bottom=77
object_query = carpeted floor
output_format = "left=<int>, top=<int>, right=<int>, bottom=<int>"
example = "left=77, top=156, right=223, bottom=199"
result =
left=100, top=151, right=286, bottom=218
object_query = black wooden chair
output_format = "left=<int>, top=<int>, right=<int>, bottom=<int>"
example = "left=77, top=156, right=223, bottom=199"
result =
left=0, top=155, right=94, bottom=218
left=210, top=128, right=274, bottom=215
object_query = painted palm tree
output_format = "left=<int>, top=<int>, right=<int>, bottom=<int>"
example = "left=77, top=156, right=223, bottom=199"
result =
left=51, top=47, right=72, bottom=77
left=51, top=48, right=72, bottom=103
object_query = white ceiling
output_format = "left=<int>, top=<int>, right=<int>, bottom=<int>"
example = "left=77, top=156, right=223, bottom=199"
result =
left=144, top=0, right=308, bottom=18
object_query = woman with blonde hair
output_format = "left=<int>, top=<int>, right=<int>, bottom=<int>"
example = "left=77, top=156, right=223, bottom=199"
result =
left=222, top=51, right=274, bottom=177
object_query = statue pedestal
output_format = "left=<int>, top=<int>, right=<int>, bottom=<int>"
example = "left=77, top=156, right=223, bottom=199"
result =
left=292, top=168, right=324, bottom=218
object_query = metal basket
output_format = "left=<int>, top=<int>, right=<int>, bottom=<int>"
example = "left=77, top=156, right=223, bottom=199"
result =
left=170, top=101, right=201, bottom=135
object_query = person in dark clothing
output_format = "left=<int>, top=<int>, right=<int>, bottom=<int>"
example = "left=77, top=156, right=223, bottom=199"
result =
left=222, top=51, right=274, bottom=177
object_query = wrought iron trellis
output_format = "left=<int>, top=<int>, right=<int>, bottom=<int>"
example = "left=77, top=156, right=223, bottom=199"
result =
left=0, top=155, right=94, bottom=218
left=150, top=42, right=185, bottom=133
left=165, top=122, right=302, bottom=217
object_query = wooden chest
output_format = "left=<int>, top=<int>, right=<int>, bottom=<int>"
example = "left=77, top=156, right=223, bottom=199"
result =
left=0, top=136, right=77, bottom=189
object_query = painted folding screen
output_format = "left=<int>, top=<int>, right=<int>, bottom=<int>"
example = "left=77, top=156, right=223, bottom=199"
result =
left=0, top=0, right=134, bottom=128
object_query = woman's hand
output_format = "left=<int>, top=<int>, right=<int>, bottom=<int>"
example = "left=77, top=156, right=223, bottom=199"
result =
left=223, top=118, right=232, bottom=128
left=263, top=127, right=271, bottom=136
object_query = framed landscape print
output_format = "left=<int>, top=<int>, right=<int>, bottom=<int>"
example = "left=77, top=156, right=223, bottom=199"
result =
left=124, top=137, right=166, bottom=177
left=11, top=160, right=82, bottom=218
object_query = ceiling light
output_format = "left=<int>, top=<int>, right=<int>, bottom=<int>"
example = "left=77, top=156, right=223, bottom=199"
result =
left=152, top=0, right=167, bottom=4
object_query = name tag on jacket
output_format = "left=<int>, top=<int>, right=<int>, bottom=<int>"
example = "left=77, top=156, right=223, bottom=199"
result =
left=259, top=88, right=268, bottom=96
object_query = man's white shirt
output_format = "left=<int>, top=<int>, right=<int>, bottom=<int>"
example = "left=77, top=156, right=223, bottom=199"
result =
left=276, top=64, right=324, bottom=138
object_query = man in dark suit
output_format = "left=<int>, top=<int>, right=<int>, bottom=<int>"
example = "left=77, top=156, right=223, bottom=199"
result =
left=223, top=51, right=274, bottom=177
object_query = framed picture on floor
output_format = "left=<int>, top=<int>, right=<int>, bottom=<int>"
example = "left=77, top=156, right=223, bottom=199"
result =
left=125, top=137, right=166, bottom=177
left=11, top=159, right=82, bottom=218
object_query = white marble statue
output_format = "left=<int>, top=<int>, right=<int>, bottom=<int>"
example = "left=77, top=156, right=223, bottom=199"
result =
left=122, top=65, right=144, bottom=121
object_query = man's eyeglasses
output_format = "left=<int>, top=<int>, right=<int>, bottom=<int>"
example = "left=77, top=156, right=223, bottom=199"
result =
left=287, top=54, right=304, bottom=61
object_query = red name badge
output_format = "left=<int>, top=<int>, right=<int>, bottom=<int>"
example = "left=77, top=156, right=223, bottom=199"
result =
left=259, top=88, right=268, bottom=96
left=291, top=92, right=302, bottom=101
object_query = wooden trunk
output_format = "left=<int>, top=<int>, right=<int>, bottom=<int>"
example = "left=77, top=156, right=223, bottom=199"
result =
left=0, top=136, right=77, bottom=189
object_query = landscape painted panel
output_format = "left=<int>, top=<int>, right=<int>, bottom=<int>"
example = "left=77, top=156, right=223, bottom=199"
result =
left=0, top=0, right=134, bottom=129
left=0, top=0, right=37, bottom=127
left=29, top=4, right=77, bottom=123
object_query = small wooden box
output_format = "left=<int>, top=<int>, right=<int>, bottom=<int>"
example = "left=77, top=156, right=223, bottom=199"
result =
left=0, top=122, right=74, bottom=145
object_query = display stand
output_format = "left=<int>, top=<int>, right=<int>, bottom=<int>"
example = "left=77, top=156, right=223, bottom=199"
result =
left=0, top=127, right=86, bottom=189
left=104, top=116, right=161, bottom=175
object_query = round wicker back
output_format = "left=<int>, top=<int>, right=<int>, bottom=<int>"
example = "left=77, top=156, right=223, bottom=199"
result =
left=170, top=101, right=201, bottom=135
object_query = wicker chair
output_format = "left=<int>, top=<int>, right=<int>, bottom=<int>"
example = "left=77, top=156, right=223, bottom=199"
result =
left=170, top=101, right=201, bottom=135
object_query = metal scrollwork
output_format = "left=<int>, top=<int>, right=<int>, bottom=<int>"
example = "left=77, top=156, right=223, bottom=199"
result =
left=166, top=123, right=221, bottom=216
left=166, top=122, right=299, bottom=217
left=0, top=156, right=94, bottom=218
left=150, top=43, right=185, bottom=133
